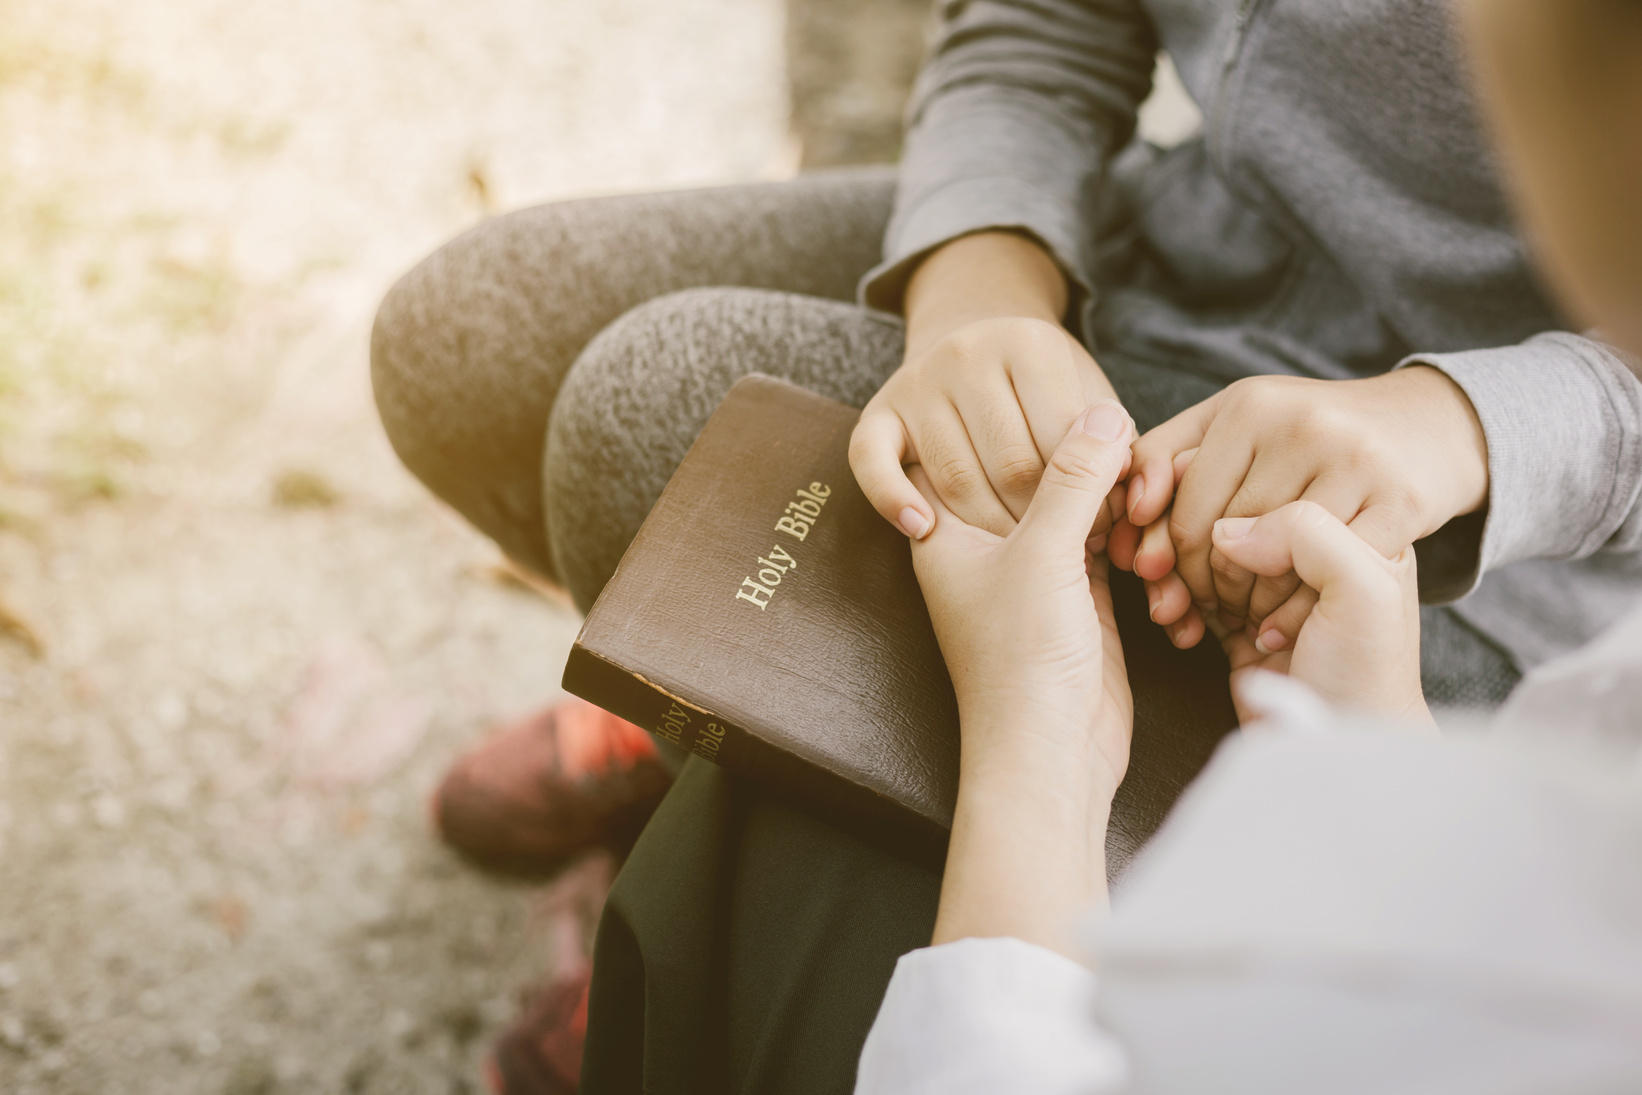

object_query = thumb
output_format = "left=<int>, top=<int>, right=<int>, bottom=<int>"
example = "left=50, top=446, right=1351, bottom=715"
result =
left=1211, top=501, right=1404, bottom=615
left=1018, top=400, right=1135, bottom=547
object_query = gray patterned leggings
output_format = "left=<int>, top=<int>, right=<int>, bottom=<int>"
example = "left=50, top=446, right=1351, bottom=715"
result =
left=369, top=167, right=1517, bottom=711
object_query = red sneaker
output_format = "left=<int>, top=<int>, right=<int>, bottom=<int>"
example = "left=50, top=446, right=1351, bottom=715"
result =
left=433, top=697, right=672, bottom=875
left=486, top=966, right=592, bottom=1095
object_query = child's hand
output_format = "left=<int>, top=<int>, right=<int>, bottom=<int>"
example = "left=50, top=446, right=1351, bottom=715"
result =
left=849, top=232, right=1120, bottom=543
left=908, top=399, right=1138, bottom=800
left=1117, top=367, right=1488, bottom=649
left=1209, top=501, right=1432, bottom=726
left=852, top=316, right=1116, bottom=539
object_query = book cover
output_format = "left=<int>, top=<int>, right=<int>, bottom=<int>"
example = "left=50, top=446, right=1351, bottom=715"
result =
left=564, top=374, right=1238, bottom=869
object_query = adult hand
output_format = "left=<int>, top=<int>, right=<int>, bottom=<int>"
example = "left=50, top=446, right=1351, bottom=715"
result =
left=1121, top=366, right=1488, bottom=650
left=1209, top=500, right=1433, bottom=727
left=849, top=232, right=1122, bottom=543
left=909, top=398, right=1137, bottom=956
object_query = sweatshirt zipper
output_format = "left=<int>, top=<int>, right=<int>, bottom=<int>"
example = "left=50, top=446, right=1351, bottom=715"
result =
left=1207, top=0, right=1263, bottom=177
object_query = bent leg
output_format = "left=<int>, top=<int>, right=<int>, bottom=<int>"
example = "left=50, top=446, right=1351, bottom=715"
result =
left=370, top=169, right=895, bottom=580
left=543, top=286, right=905, bottom=612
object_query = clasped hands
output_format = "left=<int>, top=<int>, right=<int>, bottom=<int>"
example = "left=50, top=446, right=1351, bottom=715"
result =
left=901, top=395, right=1432, bottom=954
left=854, top=319, right=1487, bottom=670
left=899, top=390, right=1434, bottom=775
left=852, top=258, right=1487, bottom=732
left=862, top=234, right=1479, bottom=952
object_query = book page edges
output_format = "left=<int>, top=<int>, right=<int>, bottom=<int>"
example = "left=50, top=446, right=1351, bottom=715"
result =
left=562, top=642, right=948, bottom=841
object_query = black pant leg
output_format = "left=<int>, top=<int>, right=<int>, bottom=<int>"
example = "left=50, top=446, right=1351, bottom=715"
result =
left=581, top=759, right=943, bottom=1095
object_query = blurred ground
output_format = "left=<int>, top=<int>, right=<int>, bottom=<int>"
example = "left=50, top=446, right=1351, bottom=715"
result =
left=0, top=1, right=1197, bottom=1091
left=0, top=1, right=786, bottom=1092
left=788, top=0, right=928, bottom=167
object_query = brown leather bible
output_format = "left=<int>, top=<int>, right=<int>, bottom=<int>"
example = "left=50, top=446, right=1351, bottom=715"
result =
left=563, top=374, right=1239, bottom=872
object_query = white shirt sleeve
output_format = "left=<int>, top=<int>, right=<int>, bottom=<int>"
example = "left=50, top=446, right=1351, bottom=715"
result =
left=1091, top=723, right=1642, bottom=1094
left=855, top=936, right=1129, bottom=1095
left=857, top=652, right=1642, bottom=1094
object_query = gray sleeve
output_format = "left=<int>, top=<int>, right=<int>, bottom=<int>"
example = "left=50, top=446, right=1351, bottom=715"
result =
left=857, top=0, right=1158, bottom=314
left=1399, top=332, right=1642, bottom=601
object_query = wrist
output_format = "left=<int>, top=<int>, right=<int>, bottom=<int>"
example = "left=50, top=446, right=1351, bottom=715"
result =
left=903, top=231, right=1069, bottom=356
left=957, top=699, right=1126, bottom=810
left=1400, top=365, right=1491, bottom=518
left=958, top=745, right=1121, bottom=829
left=935, top=751, right=1113, bottom=954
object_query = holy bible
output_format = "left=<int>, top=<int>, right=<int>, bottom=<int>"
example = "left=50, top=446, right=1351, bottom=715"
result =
left=563, top=374, right=1240, bottom=870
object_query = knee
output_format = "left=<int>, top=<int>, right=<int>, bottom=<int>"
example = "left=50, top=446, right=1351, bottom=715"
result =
left=541, top=286, right=900, bottom=609
left=369, top=262, right=426, bottom=466
left=369, top=215, right=573, bottom=579
left=369, top=226, right=501, bottom=474
left=542, top=290, right=741, bottom=610
left=555, top=289, right=741, bottom=415
left=546, top=286, right=803, bottom=485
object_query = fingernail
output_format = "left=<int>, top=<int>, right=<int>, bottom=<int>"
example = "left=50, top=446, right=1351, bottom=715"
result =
left=1127, top=475, right=1146, bottom=520
left=1147, top=588, right=1161, bottom=621
left=898, top=507, right=931, bottom=539
left=1215, top=517, right=1256, bottom=540
left=1255, top=628, right=1289, bottom=654
left=1082, top=400, right=1129, bottom=442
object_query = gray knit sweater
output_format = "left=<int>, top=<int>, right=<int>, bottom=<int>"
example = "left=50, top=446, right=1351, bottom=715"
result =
left=860, top=0, right=1642, bottom=670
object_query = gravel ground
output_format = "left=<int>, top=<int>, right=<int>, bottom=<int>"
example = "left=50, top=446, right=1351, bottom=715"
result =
left=0, top=2, right=786, bottom=1092
left=0, top=2, right=1198, bottom=1090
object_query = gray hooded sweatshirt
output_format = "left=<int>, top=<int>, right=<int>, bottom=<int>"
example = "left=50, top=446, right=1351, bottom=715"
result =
left=860, top=0, right=1642, bottom=671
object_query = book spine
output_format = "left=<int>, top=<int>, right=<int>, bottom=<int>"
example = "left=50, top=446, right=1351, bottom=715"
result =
left=562, top=643, right=744, bottom=766
left=563, top=641, right=946, bottom=855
